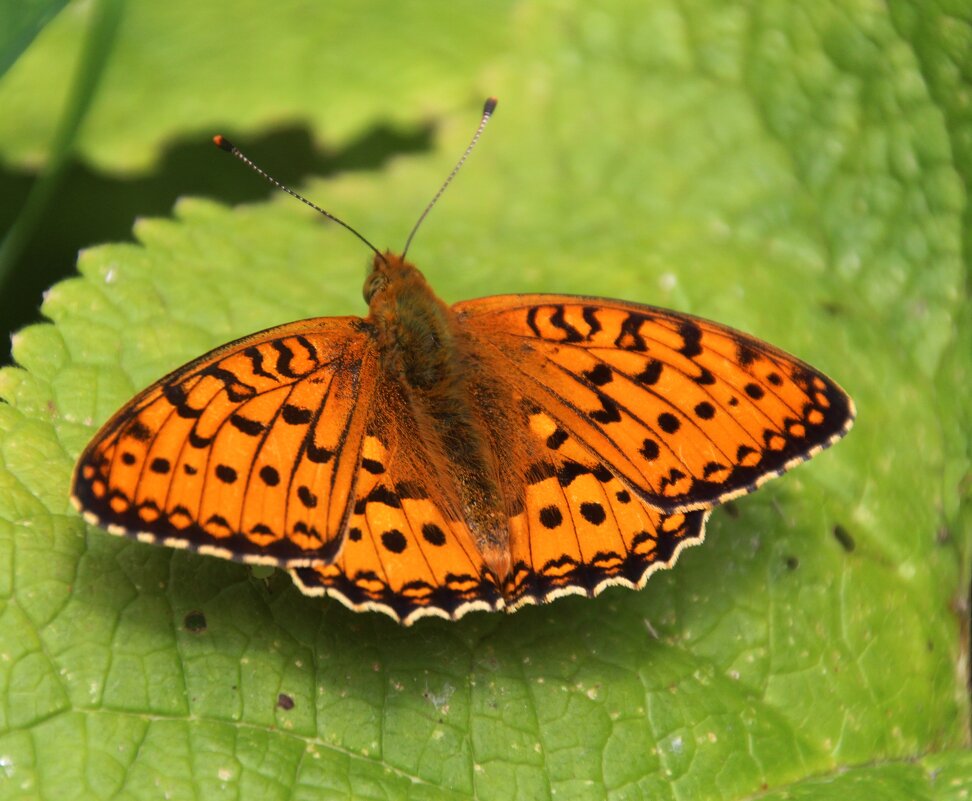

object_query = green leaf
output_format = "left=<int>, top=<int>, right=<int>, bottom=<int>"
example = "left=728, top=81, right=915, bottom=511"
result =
left=1, top=1, right=969, bottom=800
left=0, top=0, right=517, bottom=173
left=0, top=0, right=68, bottom=79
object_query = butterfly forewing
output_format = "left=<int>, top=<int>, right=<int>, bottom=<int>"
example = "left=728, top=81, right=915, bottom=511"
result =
left=72, top=318, right=377, bottom=565
left=455, top=295, right=855, bottom=513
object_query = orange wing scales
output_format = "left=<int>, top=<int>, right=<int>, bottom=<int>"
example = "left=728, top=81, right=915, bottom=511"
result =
left=457, top=297, right=855, bottom=513
left=503, top=407, right=709, bottom=611
left=73, top=320, right=375, bottom=566
left=291, top=408, right=504, bottom=623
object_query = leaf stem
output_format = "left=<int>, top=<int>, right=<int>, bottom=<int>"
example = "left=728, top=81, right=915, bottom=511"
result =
left=0, top=0, right=124, bottom=313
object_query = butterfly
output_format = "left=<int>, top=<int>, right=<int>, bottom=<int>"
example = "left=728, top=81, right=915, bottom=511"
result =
left=72, top=99, right=855, bottom=625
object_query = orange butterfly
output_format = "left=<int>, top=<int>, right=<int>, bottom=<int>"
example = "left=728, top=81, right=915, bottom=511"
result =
left=72, top=99, right=854, bottom=624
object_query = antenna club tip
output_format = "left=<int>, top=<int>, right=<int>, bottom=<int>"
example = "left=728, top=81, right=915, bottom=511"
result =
left=484, top=97, right=498, bottom=114
left=213, top=134, right=235, bottom=152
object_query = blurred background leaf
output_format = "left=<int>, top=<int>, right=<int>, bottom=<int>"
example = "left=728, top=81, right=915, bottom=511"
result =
left=0, top=0, right=969, bottom=799
left=0, top=0, right=69, bottom=78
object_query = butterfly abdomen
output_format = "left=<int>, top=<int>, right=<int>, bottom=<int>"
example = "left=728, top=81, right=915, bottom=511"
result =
left=366, top=253, right=518, bottom=577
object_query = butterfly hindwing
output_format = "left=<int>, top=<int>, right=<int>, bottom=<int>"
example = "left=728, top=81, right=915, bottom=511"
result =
left=505, top=404, right=710, bottom=610
left=72, top=318, right=376, bottom=565
left=291, top=379, right=505, bottom=623
left=456, top=295, right=855, bottom=513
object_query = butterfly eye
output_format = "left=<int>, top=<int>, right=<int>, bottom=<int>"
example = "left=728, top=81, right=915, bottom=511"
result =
left=363, top=271, right=388, bottom=303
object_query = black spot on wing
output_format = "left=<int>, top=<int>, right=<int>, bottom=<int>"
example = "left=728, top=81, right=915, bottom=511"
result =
left=127, top=420, right=152, bottom=442
left=557, top=461, right=591, bottom=487
left=526, top=307, right=541, bottom=337
left=296, top=335, right=319, bottom=363
left=678, top=321, right=703, bottom=358
left=164, top=384, right=203, bottom=419
left=590, top=392, right=622, bottom=424
left=582, top=306, right=602, bottom=339
left=162, top=383, right=187, bottom=407
left=272, top=340, right=300, bottom=378
left=244, top=346, right=275, bottom=379
left=640, top=438, right=660, bottom=461
left=305, top=435, right=334, bottom=464
left=657, top=413, right=680, bottom=433
left=188, top=431, right=213, bottom=449
left=583, top=363, right=613, bottom=386
left=546, top=428, right=568, bottom=450
left=592, top=464, right=613, bottom=483
left=636, top=360, right=663, bottom=385
left=230, top=414, right=265, bottom=436
left=549, top=305, right=584, bottom=343
left=205, top=514, right=231, bottom=532
left=737, top=445, right=757, bottom=462
left=579, top=502, right=606, bottom=525
left=297, top=485, right=318, bottom=508
left=201, top=365, right=256, bottom=402
left=736, top=342, right=758, bottom=366
left=354, top=485, right=401, bottom=514
left=615, top=312, right=651, bottom=351
left=539, top=505, right=563, bottom=528
left=215, top=464, right=237, bottom=484
left=381, top=528, right=408, bottom=553
left=282, top=404, right=312, bottom=425
left=422, top=523, right=446, bottom=546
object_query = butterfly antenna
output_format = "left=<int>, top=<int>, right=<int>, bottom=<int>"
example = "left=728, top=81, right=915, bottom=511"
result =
left=212, top=135, right=387, bottom=265
left=401, top=97, right=497, bottom=259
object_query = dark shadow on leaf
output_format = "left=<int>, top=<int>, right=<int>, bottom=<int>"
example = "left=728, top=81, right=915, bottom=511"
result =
left=0, top=120, right=433, bottom=365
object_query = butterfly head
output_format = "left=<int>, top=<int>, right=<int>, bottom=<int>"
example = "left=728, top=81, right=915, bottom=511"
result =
left=363, top=251, right=427, bottom=305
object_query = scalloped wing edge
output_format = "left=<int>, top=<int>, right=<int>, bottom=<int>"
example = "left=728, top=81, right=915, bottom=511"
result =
left=288, top=511, right=711, bottom=625
left=71, top=497, right=329, bottom=568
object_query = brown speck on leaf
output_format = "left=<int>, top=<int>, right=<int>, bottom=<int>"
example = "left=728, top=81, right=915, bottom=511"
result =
left=184, top=611, right=207, bottom=632
left=832, top=524, right=855, bottom=552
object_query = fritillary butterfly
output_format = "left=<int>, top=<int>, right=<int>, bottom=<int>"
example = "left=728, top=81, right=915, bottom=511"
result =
left=72, top=99, right=855, bottom=624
